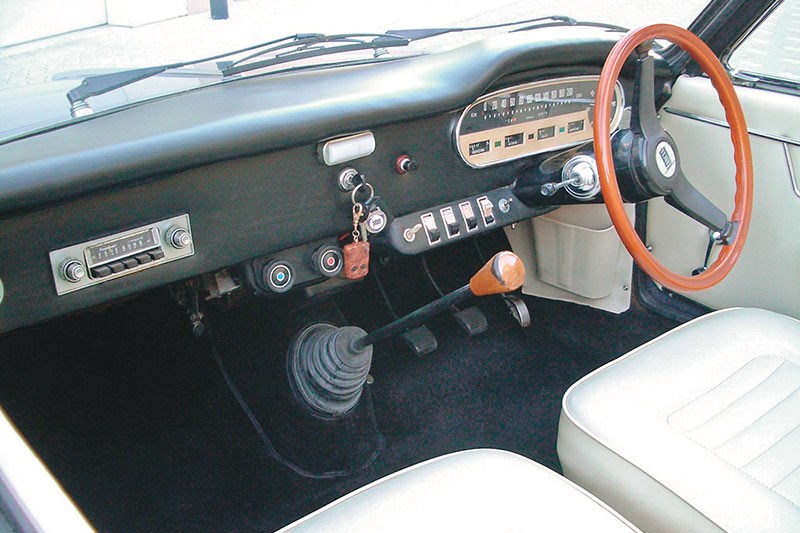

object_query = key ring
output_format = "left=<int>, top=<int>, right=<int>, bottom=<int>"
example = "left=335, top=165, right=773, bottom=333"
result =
left=351, top=182, right=374, bottom=205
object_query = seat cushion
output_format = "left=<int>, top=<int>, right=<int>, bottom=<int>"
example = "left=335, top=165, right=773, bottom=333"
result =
left=279, top=449, right=638, bottom=532
left=558, top=308, right=800, bottom=532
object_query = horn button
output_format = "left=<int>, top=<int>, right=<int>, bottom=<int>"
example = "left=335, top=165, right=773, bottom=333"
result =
left=612, top=130, right=681, bottom=200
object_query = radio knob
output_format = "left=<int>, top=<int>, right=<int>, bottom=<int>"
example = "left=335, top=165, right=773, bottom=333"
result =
left=167, top=227, right=192, bottom=249
left=61, top=259, right=86, bottom=283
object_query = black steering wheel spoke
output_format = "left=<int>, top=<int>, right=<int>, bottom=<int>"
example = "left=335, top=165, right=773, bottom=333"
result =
left=664, top=171, right=729, bottom=233
left=630, top=50, right=666, bottom=141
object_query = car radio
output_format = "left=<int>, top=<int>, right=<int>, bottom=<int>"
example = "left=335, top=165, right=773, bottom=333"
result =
left=49, top=214, right=194, bottom=295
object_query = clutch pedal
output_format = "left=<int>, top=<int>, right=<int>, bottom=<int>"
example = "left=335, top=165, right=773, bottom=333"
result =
left=373, top=266, right=439, bottom=355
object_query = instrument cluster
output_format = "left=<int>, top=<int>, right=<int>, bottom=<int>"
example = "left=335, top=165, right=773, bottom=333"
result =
left=455, top=75, right=625, bottom=168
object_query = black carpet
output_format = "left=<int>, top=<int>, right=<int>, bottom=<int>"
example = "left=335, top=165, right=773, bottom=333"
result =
left=0, top=235, right=678, bottom=531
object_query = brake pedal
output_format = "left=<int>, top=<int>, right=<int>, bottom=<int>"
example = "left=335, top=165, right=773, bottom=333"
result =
left=400, top=325, right=438, bottom=355
left=453, top=306, right=488, bottom=336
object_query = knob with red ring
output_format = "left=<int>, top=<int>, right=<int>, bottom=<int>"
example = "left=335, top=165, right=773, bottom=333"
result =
left=395, top=154, right=418, bottom=174
left=312, top=245, right=344, bottom=277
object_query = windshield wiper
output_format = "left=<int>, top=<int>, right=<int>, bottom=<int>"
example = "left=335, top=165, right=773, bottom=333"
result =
left=385, top=15, right=577, bottom=40
left=66, top=17, right=628, bottom=117
left=386, top=16, right=628, bottom=40
left=219, top=33, right=409, bottom=77
left=66, top=33, right=407, bottom=117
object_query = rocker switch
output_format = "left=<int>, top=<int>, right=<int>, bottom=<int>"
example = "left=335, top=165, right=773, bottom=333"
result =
left=477, top=196, right=495, bottom=225
left=440, top=207, right=460, bottom=237
left=420, top=213, right=441, bottom=244
left=459, top=201, right=479, bottom=232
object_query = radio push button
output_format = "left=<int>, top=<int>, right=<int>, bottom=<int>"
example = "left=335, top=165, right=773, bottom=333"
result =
left=122, top=258, right=139, bottom=269
left=107, top=261, right=125, bottom=274
left=148, top=249, right=166, bottom=261
left=90, top=265, right=112, bottom=278
left=134, top=253, right=152, bottom=265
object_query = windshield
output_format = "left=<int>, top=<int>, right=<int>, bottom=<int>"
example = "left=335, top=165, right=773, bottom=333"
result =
left=0, top=0, right=709, bottom=143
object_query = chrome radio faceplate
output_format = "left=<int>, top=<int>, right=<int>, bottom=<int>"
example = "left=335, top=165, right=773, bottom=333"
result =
left=49, top=214, right=194, bottom=295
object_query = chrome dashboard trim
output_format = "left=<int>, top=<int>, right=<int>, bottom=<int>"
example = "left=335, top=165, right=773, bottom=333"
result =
left=454, top=75, right=625, bottom=169
left=784, top=143, right=800, bottom=199
left=662, top=106, right=800, bottom=148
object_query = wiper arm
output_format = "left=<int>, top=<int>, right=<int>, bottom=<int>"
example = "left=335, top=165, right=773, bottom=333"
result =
left=66, top=18, right=629, bottom=117
left=219, top=33, right=410, bottom=77
left=67, top=66, right=172, bottom=116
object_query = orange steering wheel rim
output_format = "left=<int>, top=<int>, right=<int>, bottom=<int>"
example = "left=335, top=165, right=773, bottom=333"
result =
left=594, top=24, right=753, bottom=292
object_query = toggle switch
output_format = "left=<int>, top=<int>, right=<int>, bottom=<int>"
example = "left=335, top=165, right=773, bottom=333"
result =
left=420, top=213, right=440, bottom=244
left=459, top=201, right=479, bottom=231
left=477, top=196, right=495, bottom=225
left=440, top=207, right=460, bottom=238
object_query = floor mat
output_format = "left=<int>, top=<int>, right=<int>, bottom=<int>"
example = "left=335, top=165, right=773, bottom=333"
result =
left=0, top=242, right=678, bottom=531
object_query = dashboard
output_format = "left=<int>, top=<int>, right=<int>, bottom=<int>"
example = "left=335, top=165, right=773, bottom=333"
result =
left=0, top=27, right=642, bottom=334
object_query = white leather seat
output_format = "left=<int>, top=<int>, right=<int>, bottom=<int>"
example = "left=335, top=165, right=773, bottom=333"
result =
left=279, top=449, right=638, bottom=532
left=558, top=308, right=800, bottom=532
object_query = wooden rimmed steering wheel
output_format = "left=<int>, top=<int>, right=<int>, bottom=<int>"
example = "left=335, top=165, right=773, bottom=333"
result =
left=594, top=24, right=753, bottom=292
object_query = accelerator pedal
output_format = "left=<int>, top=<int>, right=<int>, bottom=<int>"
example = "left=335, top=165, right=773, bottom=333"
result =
left=400, top=325, right=438, bottom=356
left=453, top=306, right=488, bottom=336
left=503, top=294, right=531, bottom=328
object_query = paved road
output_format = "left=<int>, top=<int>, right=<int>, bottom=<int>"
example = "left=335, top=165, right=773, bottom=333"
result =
left=1, top=0, right=706, bottom=90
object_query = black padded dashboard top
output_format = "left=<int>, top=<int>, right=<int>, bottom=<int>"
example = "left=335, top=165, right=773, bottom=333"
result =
left=0, top=28, right=619, bottom=216
left=0, top=27, right=623, bottom=333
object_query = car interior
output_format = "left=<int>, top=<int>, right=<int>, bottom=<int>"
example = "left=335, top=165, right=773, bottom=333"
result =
left=1, top=0, right=799, bottom=531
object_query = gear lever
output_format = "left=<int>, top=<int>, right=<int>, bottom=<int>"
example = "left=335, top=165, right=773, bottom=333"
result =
left=287, top=251, right=526, bottom=417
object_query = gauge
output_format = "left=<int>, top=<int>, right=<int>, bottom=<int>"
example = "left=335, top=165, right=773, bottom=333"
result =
left=455, top=75, right=625, bottom=168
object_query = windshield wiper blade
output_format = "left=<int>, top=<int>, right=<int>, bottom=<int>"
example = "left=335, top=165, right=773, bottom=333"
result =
left=65, top=18, right=627, bottom=117
left=219, top=16, right=621, bottom=78
left=65, top=33, right=338, bottom=116
left=386, top=15, right=577, bottom=40
left=388, top=16, right=629, bottom=41
left=219, top=33, right=409, bottom=77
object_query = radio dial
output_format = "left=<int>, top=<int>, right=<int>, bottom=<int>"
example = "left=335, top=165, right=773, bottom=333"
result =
left=61, top=259, right=86, bottom=283
left=167, top=227, right=192, bottom=249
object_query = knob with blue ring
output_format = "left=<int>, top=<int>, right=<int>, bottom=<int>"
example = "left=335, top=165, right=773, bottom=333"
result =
left=263, top=260, right=295, bottom=293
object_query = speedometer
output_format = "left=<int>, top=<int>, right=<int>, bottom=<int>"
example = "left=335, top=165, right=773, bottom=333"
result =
left=455, top=75, right=624, bottom=168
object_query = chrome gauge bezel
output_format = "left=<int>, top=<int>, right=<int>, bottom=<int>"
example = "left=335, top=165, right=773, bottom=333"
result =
left=454, top=75, right=625, bottom=169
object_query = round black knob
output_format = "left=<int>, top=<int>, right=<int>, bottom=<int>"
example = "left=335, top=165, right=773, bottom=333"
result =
left=263, top=260, right=295, bottom=293
left=311, top=245, right=343, bottom=277
left=395, top=155, right=418, bottom=174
